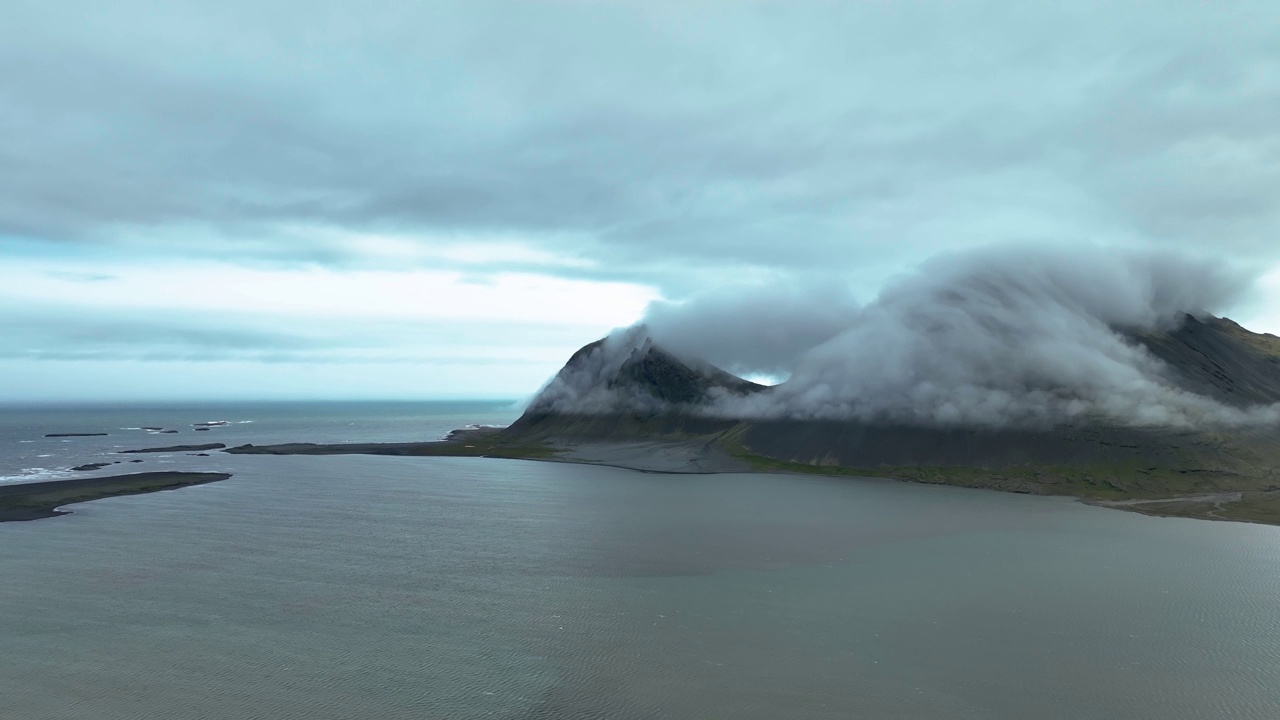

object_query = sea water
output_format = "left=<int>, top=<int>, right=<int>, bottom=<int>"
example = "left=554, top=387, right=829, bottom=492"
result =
left=0, top=400, right=518, bottom=484
left=2, top=403, right=1279, bottom=719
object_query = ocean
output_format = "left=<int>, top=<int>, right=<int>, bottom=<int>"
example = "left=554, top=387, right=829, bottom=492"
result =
left=2, top=402, right=1279, bottom=719
left=0, top=401, right=520, bottom=485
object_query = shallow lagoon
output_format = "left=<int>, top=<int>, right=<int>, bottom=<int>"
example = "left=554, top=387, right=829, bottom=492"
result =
left=3, top=452, right=1279, bottom=719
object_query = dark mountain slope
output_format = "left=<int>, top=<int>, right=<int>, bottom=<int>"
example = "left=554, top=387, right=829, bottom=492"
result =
left=1135, top=315, right=1280, bottom=408
left=519, top=335, right=763, bottom=416
left=509, top=336, right=761, bottom=441
left=613, top=342, right=764, bottom=404
left=503, top=317, right=1280, bottom=503
left=732, top=419, right=1188, bottom=468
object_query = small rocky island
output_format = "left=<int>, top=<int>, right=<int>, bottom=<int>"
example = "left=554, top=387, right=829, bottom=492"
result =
left=44, top=433, right=108, bottom=438
left=119, top=443, right=226, bottom=454
left=72, top=462, right=121, bottom=472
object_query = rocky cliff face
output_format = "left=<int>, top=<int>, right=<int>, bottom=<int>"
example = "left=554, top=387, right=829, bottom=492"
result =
left=1135, top=315, right=1280, bottom=408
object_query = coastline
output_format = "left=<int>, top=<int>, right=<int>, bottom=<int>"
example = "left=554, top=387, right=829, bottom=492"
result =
left=223, top=434, right=1280, bottom=527
left=9, top=432, right=1275, bottom=525
left=0, top=472, right=233, bottom=523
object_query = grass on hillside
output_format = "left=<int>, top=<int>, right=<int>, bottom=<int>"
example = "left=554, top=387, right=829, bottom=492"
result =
left=715, top=433, right=1273, bottom=501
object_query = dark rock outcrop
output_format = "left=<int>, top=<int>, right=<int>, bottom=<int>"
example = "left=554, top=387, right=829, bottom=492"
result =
left=45, top=433, right=108, bottom=438
left=72, top=463, right=113, bottom=472
left=119, top=443, right=226, bottom=454
left=1136, top=315, right=1280, bottom=408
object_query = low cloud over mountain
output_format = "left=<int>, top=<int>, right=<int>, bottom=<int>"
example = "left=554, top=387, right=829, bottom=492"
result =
left=533, top=245, right=1280, bottom=429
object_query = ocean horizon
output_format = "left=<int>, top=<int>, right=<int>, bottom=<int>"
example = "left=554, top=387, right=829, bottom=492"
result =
left=0, top=400, right=522, bottom=485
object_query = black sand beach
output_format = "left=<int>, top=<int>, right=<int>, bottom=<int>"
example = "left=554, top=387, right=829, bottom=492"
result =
left=0, top=472, right=233, bottom=522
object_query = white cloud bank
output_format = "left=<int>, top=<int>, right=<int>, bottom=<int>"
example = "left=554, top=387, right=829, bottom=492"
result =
left=543, top=245, right=1280, bottom=429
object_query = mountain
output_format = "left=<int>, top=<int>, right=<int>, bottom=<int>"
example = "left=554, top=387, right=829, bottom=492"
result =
left=502, top=315, right=1280, bottom=523
left=528, top=334, right=764, bottom=410
left=1135, top=315, right=1280, bottom=408
left=511, top=332, right=763, bottom=441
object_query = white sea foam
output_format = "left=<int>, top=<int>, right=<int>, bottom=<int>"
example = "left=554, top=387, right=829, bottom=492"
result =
left=0, top=467, right=72, bottom=484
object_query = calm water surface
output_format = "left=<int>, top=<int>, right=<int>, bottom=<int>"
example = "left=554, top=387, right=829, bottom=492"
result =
left=2, top=405, right=1280, bottom=718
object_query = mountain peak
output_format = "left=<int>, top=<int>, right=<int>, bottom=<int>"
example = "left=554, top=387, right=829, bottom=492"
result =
left=524, top=329, right=764, bottom=416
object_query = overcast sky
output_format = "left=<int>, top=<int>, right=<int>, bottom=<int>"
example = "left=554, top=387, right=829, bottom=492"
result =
left=3, top=0, right=1278, bottom=403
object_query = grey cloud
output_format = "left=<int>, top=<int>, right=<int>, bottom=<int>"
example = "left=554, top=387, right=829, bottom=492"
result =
left=15, top=349, right=547, bottom=366
left=0, top=307, right=589, bottom=364
left=641, top=279, right=862, bottom=377
left=1, top=311, right=324, bottom=360
left=2, top=1, right=1278, bottom=293
left=718, top=245, right=1272, bottom=428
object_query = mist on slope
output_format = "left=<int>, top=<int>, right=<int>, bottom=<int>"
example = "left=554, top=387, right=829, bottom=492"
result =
left=641, top=279, right=862, bottom=379
left=537, top=244, right=1280, bottom=428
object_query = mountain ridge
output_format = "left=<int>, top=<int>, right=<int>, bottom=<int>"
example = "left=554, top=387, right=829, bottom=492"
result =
left=499, top=314, right=1280, bottom=523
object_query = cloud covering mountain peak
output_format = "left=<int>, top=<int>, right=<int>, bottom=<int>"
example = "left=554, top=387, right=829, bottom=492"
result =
left=534, top=245, right=1280, bottom=428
